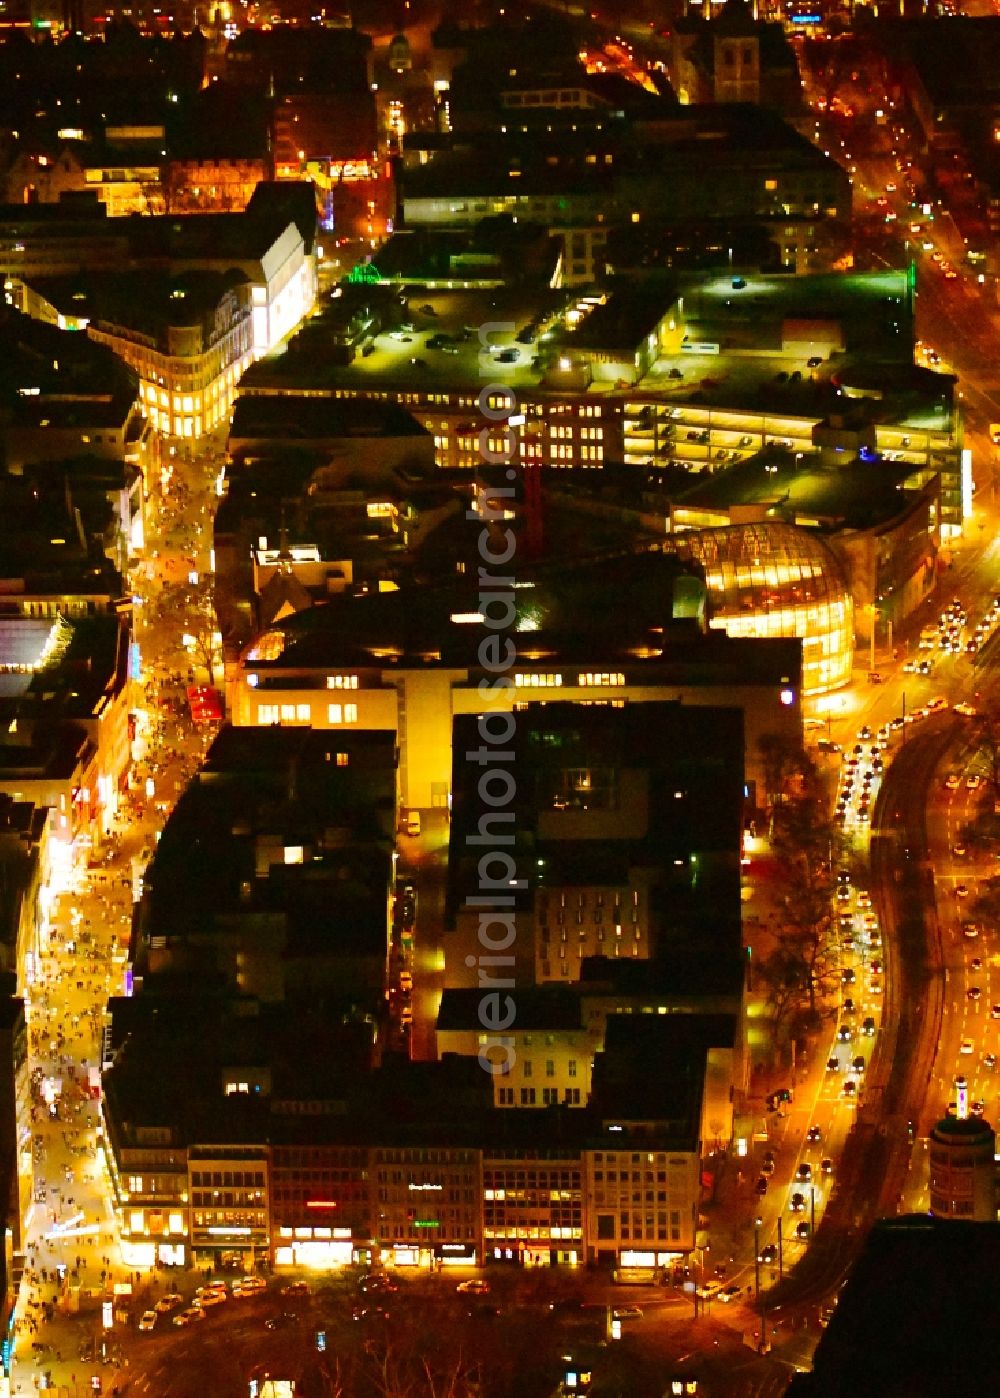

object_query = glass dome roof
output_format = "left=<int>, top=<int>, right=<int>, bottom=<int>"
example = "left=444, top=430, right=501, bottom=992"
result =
left=669, top=522, right=854, bottom=694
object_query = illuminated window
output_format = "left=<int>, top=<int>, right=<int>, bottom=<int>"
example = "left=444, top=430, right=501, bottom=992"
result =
left=257, top=704, right=280, bottom=724
left=328, top=703, right=359, bottom=724
left=514, top=673, right=563, bottom=688
left=279, top=703, right=310, bottom=723
left=577, top=673, right=624, bottom=687
left=326, top=674, right=359, bottom=690
left=764, top=178, right=778, bottom=191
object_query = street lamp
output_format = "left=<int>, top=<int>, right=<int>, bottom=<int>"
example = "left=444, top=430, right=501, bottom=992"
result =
left=777, top=1212, right=783, bottom=1277
left=754, top=1215, right=765, bottom=1353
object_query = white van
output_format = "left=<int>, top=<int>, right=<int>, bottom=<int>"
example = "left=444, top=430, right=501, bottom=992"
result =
left=406, top=811, right=421, bottom=837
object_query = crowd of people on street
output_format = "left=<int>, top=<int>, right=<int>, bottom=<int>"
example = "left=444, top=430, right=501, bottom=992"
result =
left=11, top=438, right=223, bottom=1395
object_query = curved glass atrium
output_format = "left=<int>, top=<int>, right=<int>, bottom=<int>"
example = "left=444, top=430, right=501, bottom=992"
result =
left=670, top=522, right=854, bottom=695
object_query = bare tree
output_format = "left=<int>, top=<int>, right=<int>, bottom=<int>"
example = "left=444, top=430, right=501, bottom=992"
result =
left=149, top=577, right=223, bottom=684
left=756, top=737, right=843, bottom=1029
left=971, top=704, right=1000, bottom=798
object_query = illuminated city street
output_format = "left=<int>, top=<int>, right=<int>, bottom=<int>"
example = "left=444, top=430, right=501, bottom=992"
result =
left=2, top=6, right=1000, bottom=1398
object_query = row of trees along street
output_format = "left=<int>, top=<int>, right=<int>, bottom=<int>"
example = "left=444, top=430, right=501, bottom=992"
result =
left=756, top=736, right=845, bottom=1047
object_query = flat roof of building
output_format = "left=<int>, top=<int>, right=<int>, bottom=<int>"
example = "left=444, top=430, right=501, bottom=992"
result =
left=670, top=448, right=933, bottom=530
left=239, top=548, right=801, bottom=680
left=438, top=987, right=584, bottom=1034
left=229, top=394, right=433, bottom=446
left=447, top=702, right=745, bottom=968
left=236, top=269, right=953, bottom=433
left=104, top=990, right=702, bottom=1150
left=0, top=614, right=127, bottom=719
left=141, top=725, right=396, bottom=948
left=24, top=269, right=248, bottom=343
left=802, top=1214, right=1000, bottom=1396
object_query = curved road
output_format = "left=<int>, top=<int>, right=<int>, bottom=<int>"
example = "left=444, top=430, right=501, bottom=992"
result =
left=767, top=722, right=952, bottom=1315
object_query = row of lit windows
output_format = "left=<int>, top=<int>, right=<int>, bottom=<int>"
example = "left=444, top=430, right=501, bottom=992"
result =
left=256, top=703, right=358, bottom=725
left=577, top=672, right=624, bottom=687
left=514, top=673, right=562, bottom=687
left=326, top=674, right=359, bottom=689
left=484, top=1226, right=582, bottom=1240
left=539, top=890, right=639, bottom=910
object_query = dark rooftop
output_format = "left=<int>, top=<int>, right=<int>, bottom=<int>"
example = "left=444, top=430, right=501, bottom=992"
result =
left=793, top=1215, right=1000, bottom=1397
left=671, top=448, right=935, bottom=531
left=438, top=987, right=584, bottom=1034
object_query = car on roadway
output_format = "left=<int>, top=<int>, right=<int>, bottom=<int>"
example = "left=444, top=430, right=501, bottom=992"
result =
left=457, top=1280, right=491, bottom=1295
left=718, top=1283, right=743, bottom=1303
left=353, top=1304, right=389, bottom=1322
left=953, top=843, right=967, bottom=857
left=789, top=1192, right=807, bottom=1212
left=795, top=1163, right=813, bottom=1183
left=758, top=1243, right=778, bottom=1264
left=806, top=1126, right=822, bottom=1144
left=233, top=1277, right=266, bottom=1297
left=852, top=1056, right=866, bottom=1074
left=761, top=1155, right=775, bottom=1175
left=837, top=1023, right=853, bottom=1042
left=968, top=987, right=982, bottom=1001
left=843, top=1079, right=858, bottom=1098
left=265, top=1312, right=297, bottom=1331
left=827, top=1056, right=841, bottom=1073
left=754, top=1176, right=769, bottom=1196
left=960, top=1039, right=974, bottom=1055
left=954, top=703, right=978, bottom=717
left=955, top=885, right=970, bottom=899
left=154, top=1293, right=183, bottom=1314
left=138, top=1310, right=157, bottom=1332
left=991, top=1005, right=1000, bottom=1020
left=842, top=968, right=856, bottom=986
left=198, top=1289, right=226, bottom=1308
left=173, top=1307, right=205, bottom=1327
left=944, top=774, right=961, bottom=791
left=967, top=775, right=983, bottom=791
left=821, top=1158, right=834, bottom=1177
left=795, top=1221, right=811, bottom=1240
left=985, top=1053, right=998, bottom=1071
left=280, top=1281, right=311, bottom=1297
left=963, top=922, right=980, bottom=939
left=613, top=1304, right=644, bottom=1320
left=927, top=697, right=947, bottom=712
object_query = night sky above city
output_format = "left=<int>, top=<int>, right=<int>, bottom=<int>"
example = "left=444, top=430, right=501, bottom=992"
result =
left=0, top=1, right=998, bottom=1395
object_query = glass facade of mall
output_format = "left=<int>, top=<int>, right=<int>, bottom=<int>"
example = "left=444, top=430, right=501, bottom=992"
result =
left=671, top=522, right=853, bottom=694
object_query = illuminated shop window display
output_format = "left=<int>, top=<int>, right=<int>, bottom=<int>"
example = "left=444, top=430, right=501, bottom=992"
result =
left=674, top=523, right=854, bottom=695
